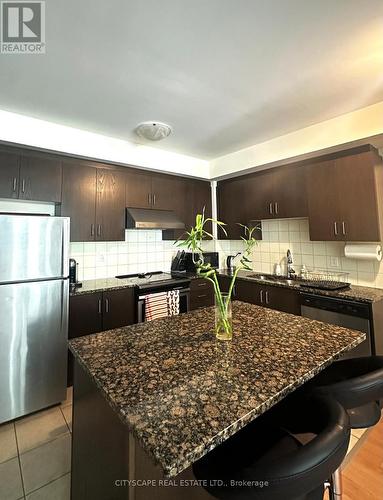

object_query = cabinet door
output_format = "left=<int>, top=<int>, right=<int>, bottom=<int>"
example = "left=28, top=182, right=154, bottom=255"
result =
left=125, top=169, right=152, bottom=209
left=273, top=165, right=308, bottom=219
left=192, top=179, right=212, bottom=231
left=69, top=293, right=103, bottom=338
left=0, top=150, right=20, bottom=199
left=61, top=162, right=97, bottom=242
left=336, top=152, right=381, bottom=242
left=19, top=154, right=62, bottom=202
left=236, top=280, right=263, bottom=306
left=151, top=173, right=188, bottom=211
left=102, top=288, right=135, bottom=330
left=218, top=177, right=249, bottom=239
left=96, top=169, right=126, bottom=241
left=306, top=160, right=341, bottom=241
left=247, top=170, right=275, bottom=220
left=265, top=286, right=300, bottom=315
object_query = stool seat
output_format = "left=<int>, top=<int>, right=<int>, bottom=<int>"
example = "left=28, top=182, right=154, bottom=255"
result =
left=192, top=395, right=349, bottom=500
left=310, top=356, right=383, bottom=428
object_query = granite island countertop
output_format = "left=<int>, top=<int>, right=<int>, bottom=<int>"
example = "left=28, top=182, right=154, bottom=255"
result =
left=69, top=301, right=365, bottom=477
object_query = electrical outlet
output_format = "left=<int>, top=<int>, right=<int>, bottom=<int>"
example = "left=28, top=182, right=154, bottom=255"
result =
left=329, top=256, right=340, bottom=268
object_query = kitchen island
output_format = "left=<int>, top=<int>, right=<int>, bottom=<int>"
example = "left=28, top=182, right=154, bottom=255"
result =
left=69, top=301, right=365, bottom=500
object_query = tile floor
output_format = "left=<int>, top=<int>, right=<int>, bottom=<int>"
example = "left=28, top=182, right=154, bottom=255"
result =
left=0, top=387, right=72, bottom=500
left=0, top=387, right=369, bottom=500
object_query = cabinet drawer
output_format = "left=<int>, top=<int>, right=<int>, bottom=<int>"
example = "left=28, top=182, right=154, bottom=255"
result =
left=190, top=279, right=214, bottom=310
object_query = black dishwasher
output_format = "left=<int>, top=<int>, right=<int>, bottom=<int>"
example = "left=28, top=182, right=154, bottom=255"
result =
left=301, top=294, right=372, bottom=358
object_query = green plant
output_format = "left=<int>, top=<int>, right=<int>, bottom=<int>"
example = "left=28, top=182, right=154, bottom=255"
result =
left=176, top=210, right=257, bottom=337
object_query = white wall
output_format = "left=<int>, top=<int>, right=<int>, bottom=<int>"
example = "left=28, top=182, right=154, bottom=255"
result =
left=0, top=110, right=209, bottom=179
left=210, top=101, right=383, bottom=178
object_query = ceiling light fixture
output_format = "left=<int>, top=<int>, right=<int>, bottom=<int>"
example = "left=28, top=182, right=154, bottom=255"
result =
left=135, top=121, right=173, bottom=141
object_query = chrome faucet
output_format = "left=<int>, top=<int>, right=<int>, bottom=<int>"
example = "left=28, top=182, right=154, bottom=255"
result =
left=287, top=249, right=296, bottom=279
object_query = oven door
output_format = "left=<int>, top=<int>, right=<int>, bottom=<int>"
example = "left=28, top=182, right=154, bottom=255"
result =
left=137, top=287, right=190, bottom=323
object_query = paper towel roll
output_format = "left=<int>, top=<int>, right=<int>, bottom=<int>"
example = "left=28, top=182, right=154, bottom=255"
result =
left=344, top=244, right=382, bottom=261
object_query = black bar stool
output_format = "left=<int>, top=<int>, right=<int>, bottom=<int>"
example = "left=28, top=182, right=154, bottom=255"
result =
left=192, top=395, right=350, bottom=500
left=309, top=356, right=383, bottom=428
left=308, top=355, right=383, bottom=499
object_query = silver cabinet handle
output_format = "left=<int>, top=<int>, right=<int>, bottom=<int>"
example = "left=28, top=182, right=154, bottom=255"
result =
left=97, top=224, right=101, bottom=237
left=342, top=221, right=346, bottom=236
left=98, top=299, right=102, bottom=314
left=334, top=222, right=338, bottom=236
left=274, top=202, right=278, bottom=215
left=197, top=294, right=207, bottom=298
left=21, top=179, right=25, bottom=193
left=153, top=193, right=156, bottom=206
left=12, top=177, right=17, bottom=192
left=90, top=224, right=95, bottom=237
left=148, top=193, right=151, bottom=206
left=260, top=290, right=264, bottom=303
left=269, top=202, right=273, bottom=215
left=265, top=290, right=270, bottom=304
left=105, top=298, right=109, bottom=313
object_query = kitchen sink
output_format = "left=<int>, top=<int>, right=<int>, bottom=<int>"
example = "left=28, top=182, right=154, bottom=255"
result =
left=247, top=273, right=297, bottom=285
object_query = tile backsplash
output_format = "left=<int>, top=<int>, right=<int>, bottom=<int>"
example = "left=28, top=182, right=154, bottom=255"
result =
left=69, top=230, right=178, bottom=281
left=250, top=218, right=383, bottom=288
left=70, top=219, right=383, bottom=289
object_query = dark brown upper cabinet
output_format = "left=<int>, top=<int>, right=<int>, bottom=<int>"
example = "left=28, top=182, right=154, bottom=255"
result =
left=62, top=162, right=127, bottom=242
left=218, top=176, right=254, bottom=239
left=247, top=165, right=307, bottom=220
left=125, top=169, right=152, bottom=209
left=61, top=161, right=97, bottom=242
left=19, top=153, right=62, bottom=202
left=306, top=149, right=383, bottom=241
left=0, top=149, right=62, bottom=203
left=0, top=150, right=20, bottom=199
left=96, top=168, right=126, bottom=241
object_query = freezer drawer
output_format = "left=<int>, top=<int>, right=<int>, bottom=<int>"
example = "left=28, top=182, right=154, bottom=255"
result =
left=0, top=279, right=68, bottom=423
left=0, top=214, right=69, bottom=282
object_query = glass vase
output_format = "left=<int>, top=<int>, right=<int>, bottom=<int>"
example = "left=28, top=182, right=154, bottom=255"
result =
left=215, top=293, right=233, bottom=341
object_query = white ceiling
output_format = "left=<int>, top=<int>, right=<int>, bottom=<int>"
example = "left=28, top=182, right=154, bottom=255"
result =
left=1, top=0, right=382, bottom=160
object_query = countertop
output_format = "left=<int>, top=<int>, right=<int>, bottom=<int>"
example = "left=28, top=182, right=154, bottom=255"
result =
left=69, top=301, right=365, bottom=477
left=70, top=269, right=383, bottom=304
left=219, top=269, right=383, bottom=304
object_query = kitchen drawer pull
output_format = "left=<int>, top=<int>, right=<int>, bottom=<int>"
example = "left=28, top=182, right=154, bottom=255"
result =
left=153, top=193, right=156, bottom=205
left=260, top=290, right=264, bottom=303
left=148, top=193, right=151, bottom=205
left=334, top=222, right=338, bottom=236
left=91, top=224, right=95, bottom=237
left=342, top=221, right=346, bottom=236
left=98, top=299, right=102, bottom=314
left=265, top=291, right=270, bottom=304
left=12, top=177, right=17, bottom=192
left=21, top=179, right=25, bottom=193
left=274, top=202, right=278, bottom=215
left=269, top=202, right=273, bottom=215
left=197, top=282, right=207, bottom=287
left=105, top=298, right=109, bottom=313
left=197, top=294, right=207, bottom=298
left=97, top=224, right=101, bottom=237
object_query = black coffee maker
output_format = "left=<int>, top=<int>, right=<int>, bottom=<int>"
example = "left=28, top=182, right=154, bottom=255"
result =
left=69, top=258, right=82, bottom=288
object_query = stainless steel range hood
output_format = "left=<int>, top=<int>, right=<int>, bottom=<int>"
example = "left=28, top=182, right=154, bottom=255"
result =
left=126, top=208, right=185, bottom=230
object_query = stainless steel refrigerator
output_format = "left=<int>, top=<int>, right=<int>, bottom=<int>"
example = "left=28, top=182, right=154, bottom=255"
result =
left=0, top=214, right=69, bottom=424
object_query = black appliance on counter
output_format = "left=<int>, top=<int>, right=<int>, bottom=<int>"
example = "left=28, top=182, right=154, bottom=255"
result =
left=115, top=271, right=191, bottom=322
left=182, top=251, right=219, bottom=272
left=69, top=258, right=82, bottom=289
left=301, top=293, right=372, bottom=358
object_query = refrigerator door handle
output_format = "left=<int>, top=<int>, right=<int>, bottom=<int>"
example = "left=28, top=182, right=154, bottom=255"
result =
left=62, top=218, right=70, bottom=277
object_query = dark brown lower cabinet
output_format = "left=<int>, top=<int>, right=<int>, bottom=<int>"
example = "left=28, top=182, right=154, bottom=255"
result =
left=190, top=278, right=214, bottom=310
left=68, top=288, right=136, bottom=384
left=236, top=280, right=300, bottom=315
